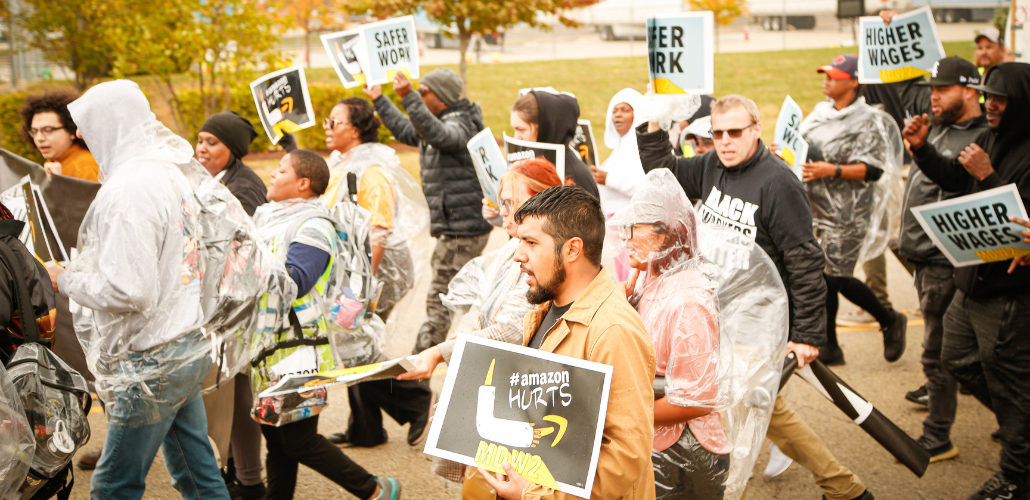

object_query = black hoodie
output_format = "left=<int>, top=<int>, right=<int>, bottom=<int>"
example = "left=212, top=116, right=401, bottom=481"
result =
left=910, top=62, right=1030, bottom=299
left=529, top=89, right=600, bottom=199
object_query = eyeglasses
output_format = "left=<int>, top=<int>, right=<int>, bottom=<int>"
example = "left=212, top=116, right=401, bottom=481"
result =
left=323, top=117, right=352, bottom=129
left=499, top=198, right=514, bottom=214
left=619, top=222, right=664, bottom=240
left=29, top=126, right=66, bottom=138
left=711, top=123, right=756, bottom=140
left=418, top=86, right=429, bottom=96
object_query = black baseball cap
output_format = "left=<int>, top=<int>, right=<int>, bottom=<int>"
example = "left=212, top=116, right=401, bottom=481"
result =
left=918, top=56, right=981, bottom=86
left=969, top=65, right=1010, bottom=96
left=818, top=54, right=858, bottom=80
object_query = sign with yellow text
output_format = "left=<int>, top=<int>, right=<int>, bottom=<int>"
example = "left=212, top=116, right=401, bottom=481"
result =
left=423, top=336, right=613, bottom=498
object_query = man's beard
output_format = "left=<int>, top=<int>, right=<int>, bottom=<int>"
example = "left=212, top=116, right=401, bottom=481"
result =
left=930, top=101, right=963, bottom=127
left=526, top=260, right=567, bottom=305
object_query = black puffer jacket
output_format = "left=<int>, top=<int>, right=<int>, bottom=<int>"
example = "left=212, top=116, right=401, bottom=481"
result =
left=529, top=89, right=600, bottom=199
left=0, top=219, right=57, bottom=364
left=375, top=94, right=493, bottom=238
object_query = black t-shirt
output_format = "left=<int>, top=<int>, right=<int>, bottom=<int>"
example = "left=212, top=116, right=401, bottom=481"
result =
left=528, top=301, right=573, bottom=350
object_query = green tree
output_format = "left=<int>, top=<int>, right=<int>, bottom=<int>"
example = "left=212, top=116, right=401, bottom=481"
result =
left=689, top=0, right=748, bottom=52
left=108, top=0, right=286, bottom=135
left=281, top=0, right=351, bottom=68
left=362, top=0, right=601, bottom=84
left=16, top=0, right=117, bottom=90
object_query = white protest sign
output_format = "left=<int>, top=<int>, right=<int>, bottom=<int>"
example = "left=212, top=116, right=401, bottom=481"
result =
left=647, top=11, right=714, bottom=95
left=321, top=29, right=366, bottom=88
left=858, top=6, right=946, bottom=84
left=249, top=66, right=316, bottom=144
left=503, top=133, right=566, bottom=182
left=354, top=15, right=420, bottom=86
left=467, top=128, right=508, bottom=209
left=910, top=184, right=1030, bottom=267
left=424, top=336, right=613, bottom=498
left=773, top=95, right=809, bottom=179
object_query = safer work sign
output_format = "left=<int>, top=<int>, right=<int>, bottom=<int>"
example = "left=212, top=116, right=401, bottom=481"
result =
left=647, top=11, right=713, bottom=95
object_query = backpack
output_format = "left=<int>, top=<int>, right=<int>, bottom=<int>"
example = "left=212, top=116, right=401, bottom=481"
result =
left=0, top=236, right=90, bottom=500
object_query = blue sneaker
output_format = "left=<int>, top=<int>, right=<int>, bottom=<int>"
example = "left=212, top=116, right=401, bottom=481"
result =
left=375, top=478, right=401, bottom=500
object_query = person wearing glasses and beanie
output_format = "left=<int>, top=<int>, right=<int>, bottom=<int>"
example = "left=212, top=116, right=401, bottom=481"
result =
left=363, top=68, right=494, bottom=357
left=19, top=89, right=99, bottom=181
left=637, top=94, right=874, bottom=500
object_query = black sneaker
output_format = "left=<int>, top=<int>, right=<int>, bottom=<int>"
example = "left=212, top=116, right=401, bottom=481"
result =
left=408, top=389, right=437, bottom=446
left=917, top=436, right=959, bottom=463
left=991, top=429, right=1002, bottom=442
left=905, top=384, right=929, bottom=406
left=328, top=432, right=386, bottom=448
left=882, top=310, right=907, bottom=362
left=226, top=479, right=266, bottom=500
left=375, top=477, right=402, bottom=500
left=818, top=346, right=846, bottom=366
left=966, top=472, right=1028, bottom=500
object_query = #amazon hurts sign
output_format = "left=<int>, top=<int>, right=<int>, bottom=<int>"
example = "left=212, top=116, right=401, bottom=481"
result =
left=423, top=336, right=612, bottom=498
left=250, top=66, right=316, bottom=144
left=858, top=6, right=945, bottom=84
left=911, top=184, right=1030, bottom=267
left=647, top=11, right=714, bottom=95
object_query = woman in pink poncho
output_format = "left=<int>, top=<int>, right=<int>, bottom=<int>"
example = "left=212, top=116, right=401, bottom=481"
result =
left=614, top=168, right=730, bottom=499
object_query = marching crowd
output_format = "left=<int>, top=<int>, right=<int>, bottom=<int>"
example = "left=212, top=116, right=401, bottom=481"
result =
left=2, top=18, right=1029, bottom=500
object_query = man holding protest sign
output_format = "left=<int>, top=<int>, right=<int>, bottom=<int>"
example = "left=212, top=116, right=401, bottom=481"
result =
left=469, top=186, right=656, bottom=500
left=903, top=62, right=1030, bottom=500
left=637, top=95, right=873, bottom=500
left=897, top=56, right=988, bottom=465
left=365, top=68, right=494, bottom=355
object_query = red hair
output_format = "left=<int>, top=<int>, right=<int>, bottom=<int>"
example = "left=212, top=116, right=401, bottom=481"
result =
left=498, top=158, right=562, bottom=206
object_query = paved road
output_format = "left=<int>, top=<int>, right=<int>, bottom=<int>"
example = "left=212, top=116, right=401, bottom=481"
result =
left=67, top=230, right=1001, bottom=500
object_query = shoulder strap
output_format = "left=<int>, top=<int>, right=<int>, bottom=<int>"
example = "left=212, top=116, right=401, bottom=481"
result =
left=0, top=238, right=40, bottom=344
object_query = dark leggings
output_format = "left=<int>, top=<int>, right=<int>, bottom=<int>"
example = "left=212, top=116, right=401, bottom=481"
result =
left=261, top=416, right=378, bottom=500
left=825, top=274, right=895, bottom=350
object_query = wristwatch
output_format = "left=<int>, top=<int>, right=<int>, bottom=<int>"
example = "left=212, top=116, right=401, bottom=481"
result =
left=834, top=163, right=842, bottom=178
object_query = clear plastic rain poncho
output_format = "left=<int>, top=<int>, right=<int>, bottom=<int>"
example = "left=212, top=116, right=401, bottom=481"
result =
left=251, top=198, right=383, bottom=373
left=608, top=169, right=788, bottom=500
left=325, top=143, right=430, bottom=318
left=0, top=363, right=32, bottom=498
left=799, top=96, right=904, bottom=276
left=440, top=236, right=534, bottom=351
left=64, top=80, right=296, bottom=427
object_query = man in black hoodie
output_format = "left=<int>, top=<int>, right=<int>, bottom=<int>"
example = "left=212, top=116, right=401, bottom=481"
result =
left=897, top=56, right=988, bottom=466
left=903, top=62, right=1030, bottom=500
left=510, top=88, right=599, bottom=199
left=366, top=68, right=494, bottom=356
left=638, top=94, right=873, bottom=500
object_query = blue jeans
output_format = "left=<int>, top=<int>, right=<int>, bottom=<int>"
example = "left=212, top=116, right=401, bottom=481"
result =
left=91, top=352, right=229, bottom=500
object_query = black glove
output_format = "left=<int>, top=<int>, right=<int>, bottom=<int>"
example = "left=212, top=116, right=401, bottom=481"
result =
left=278, top=132, right=298, bottom=153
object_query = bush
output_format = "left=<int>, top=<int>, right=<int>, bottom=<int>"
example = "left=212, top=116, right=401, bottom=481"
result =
left=0, top=91, right=46, bottom=164
left=174, top=82, right=406, bottom=153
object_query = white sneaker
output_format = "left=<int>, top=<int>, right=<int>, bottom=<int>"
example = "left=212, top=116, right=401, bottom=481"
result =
left=837, top=309, right=877, bottom=327
left=764, top=443, right=793, bottom=477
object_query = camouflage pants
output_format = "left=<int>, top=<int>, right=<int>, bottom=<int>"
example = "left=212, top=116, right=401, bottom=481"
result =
left=413, top=232, right=491, bottom=354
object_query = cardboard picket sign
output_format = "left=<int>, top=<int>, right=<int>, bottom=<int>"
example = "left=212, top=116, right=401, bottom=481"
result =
left=503, top=133, right=567, bottom=182
left=467, top=128, right=508, bottom=209
left=424, top=336, right=612, bottom=498
left=354, top=15, right=420, bottom=86
left=321, top=29, right=366, bottom=88
left=858, top=6, right=946, bottom=84
left=910, top=184, right=1030, bottom=267
left=647, top=11, right=714, bottom=95
left=773, top=95, right=810, bottom=179
left=0, top=176, right=67, bottom=264
left=570, top=119, right=599, bottom=167
left=258, top=357, right=416, bottom=397
left=250, top=66, right=317, bottom=144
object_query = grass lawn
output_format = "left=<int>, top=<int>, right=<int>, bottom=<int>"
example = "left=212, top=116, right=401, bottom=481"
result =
left=299, top=41, right=976, bottom=159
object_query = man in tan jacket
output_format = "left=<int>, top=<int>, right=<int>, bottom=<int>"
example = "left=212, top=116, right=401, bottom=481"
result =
left=469, top=186, right=657, bottom=500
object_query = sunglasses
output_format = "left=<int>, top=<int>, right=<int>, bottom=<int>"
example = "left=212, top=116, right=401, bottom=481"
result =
left=418, top=86, right=429, bottom=96
left=323, top=117, right=352, bottom=129
left=710, top=122, right=756, bottom=140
